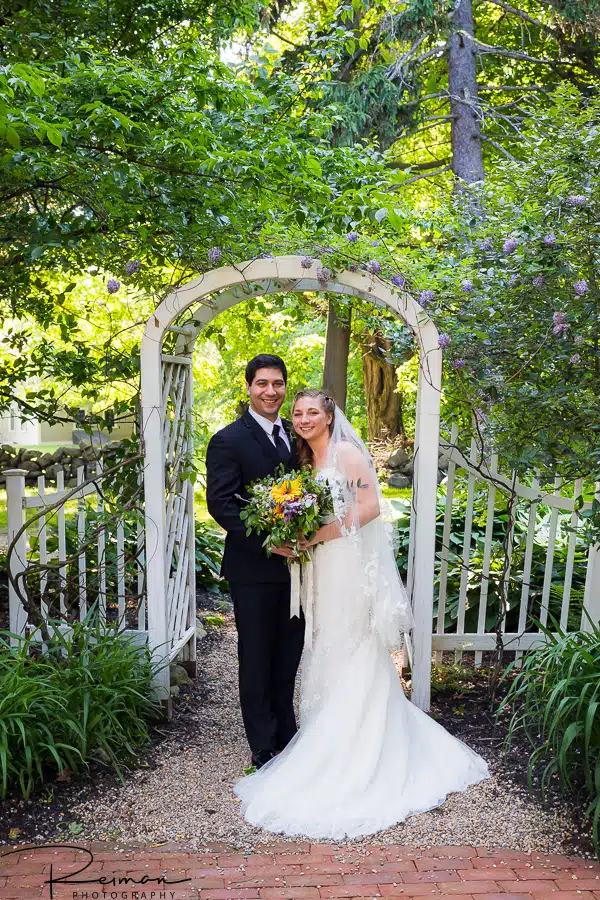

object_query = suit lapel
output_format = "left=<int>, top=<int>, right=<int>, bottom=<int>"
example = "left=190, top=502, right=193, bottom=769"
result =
left=282, top=419, right=299, bottom=468
left=242, top=411, right=279, bottom=462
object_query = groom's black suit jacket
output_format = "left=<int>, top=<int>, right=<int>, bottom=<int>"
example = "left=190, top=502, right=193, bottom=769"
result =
left=206, top=411, right=299, bottom=583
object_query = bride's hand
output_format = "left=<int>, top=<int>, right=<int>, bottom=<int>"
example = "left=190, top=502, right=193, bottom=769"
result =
left=273, top=542, right=298, bottom=559
left=301, top=523, right=338, bottom=548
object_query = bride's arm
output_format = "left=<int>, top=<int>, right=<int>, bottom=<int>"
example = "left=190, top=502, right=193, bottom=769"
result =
left=304, top=444, right=380, bottom=546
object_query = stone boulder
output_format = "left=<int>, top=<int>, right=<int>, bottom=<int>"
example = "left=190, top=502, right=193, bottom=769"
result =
left=386, top=447, right=410, bottom=471
left=388, top=473, right=411, bottom=489
left=170, top=662, right=192, bottom=686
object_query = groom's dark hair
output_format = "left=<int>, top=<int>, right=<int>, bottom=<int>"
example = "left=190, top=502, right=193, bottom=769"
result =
left=245, top=354, right=288, bottom=385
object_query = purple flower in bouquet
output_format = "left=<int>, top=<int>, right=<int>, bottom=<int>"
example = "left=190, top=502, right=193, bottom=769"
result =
left=208, top=246, right=222, bottom=265
left=566, top=195, right=587, bottom=207
left=508, top=274, right=520, bottom=288
left=532, top=275, right=545, bottom=288
left=418, top=289, right=435, bottom=308
left=570, top=353, right=581, bottom=364
left=461, top=279, right=474, bottom=292
left=348, top=263, right=359, bottom=273
left=368, top=260, right=382, bottom=275
left=346, top=232, right=359, bottom=243
left=371, top=240, right=380, bottom=247
left=107, top=279, right=120, bottom=294
left=478, top=237, right=494, bottom=251
left=125, top=259, right=141, bottom=275
left=438, top=333, right=451, bottom=349
left=574, top=278, right=588, bottom=296
left=391, top=274, right=407, bottom=289
left=543, top=233, right=556, bottom=247
left=503, top=238, right=519, bottom=254
left=301, top=255, right=314, bottom=268
left=453, top=359, right=467, bottom=369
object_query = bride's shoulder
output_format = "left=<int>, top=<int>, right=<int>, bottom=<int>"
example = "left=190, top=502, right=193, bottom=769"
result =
left=333, top=440, right=371, bottom=470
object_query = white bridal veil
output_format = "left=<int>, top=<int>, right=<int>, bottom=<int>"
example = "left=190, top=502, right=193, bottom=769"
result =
left=291, top=405, right=414, bottom=650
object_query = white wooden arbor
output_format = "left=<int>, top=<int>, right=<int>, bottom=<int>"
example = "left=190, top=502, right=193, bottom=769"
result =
left=140, top=255, right=442, bottom=711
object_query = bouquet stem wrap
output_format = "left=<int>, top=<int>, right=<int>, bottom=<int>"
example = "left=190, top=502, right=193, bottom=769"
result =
left=290, top=557, right=314, bottom=649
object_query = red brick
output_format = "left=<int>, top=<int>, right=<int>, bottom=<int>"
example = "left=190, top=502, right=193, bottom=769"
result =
left=217, top=854, right=250, bottom=867
left=285, top=874, right=344, bottom=886
left=528, top=856, right=582, bottom=868
left=477, top=851, right=534, bottom=862
left=377, top=863, right=419, bottom=874
left=499, top=882, right=559, bottom=893
left=475, top=895, right=532, bottom=900
left=275, top=853, right=317, bottom=865
left=423, top=847, right=477, bottom=859
left=185, top=877, right=225, bottom=889
left=383, top=849, right=426, bottom=862
left=280, top=863, right=361, bottom=876
left=377, top=888, right=442, bottom=898
left=344, top=874, right=404, bottom=885
left=531, top=893, right=595, bottom=900
left=416, top=859, right=474, bottom=871
left=200, top=890, right=259, bottom=899
left=402, top=871, right=462, bottom=884
left=472, top=861, right=519, bottom=871
left=311, top=846, right=339, bottom=856
left=1, top=888, right=44, bottom=899
left=460, top=871, right=517, bottom=882
left=318, top=886, right=382, bottom=897
left=224, top=866, right=286, bottom=881
left=512, top=870, right=564, bottom=881
left=556, top=882, right=600, bottom=892
left=440, top=883, right=501, bottom=894
left=261, top=889, right=320, bottom=898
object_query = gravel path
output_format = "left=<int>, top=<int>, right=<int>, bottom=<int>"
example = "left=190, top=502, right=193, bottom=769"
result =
left=63, top=616, right=586, bottom=855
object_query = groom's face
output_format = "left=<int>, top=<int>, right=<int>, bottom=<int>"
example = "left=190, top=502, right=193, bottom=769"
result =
left=246, top=367, right=286, bottom=421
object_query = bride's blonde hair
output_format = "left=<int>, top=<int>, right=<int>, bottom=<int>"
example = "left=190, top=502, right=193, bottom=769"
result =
left=292, top=389, right=336, bottom=469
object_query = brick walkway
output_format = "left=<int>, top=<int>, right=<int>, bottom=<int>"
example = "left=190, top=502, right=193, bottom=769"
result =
left=1, top=843, right=599, bottom=900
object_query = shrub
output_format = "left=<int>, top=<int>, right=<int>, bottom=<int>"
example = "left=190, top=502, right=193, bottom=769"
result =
left=0, top=611, right=164, bottom=799
left=499, top=616, right=600, bottom=848
left=195, top=520, right=227, bottom=592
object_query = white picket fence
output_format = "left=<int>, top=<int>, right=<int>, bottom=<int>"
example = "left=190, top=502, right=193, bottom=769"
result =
left=421, top=426, right=600, bottom=661
left=4, top=428, right=600, bottom=705
left=4, top=464, right=147, bottom=643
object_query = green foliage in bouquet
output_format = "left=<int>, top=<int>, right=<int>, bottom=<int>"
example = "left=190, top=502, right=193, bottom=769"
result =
left=239, top=465, right=334, bottom=563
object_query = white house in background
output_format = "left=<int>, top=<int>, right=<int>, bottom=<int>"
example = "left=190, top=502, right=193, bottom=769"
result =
left=0, top=403, right=134, bottom=447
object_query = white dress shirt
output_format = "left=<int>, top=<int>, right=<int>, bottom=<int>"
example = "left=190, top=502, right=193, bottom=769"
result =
left=248, top=406, right=291, bottom=451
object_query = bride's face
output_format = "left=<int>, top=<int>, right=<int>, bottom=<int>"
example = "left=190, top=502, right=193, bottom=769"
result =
left=292, top=397, right=333, bottom=442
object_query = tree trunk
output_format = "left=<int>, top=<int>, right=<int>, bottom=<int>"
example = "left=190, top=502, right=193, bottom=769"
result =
left=448, top=0, right=485, bottom=184
left=322, top=299, right=351, bottom=411
left=362, top=331, right=404, bottom=441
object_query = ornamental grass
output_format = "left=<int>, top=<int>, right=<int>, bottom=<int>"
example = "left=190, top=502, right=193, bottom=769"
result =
left=0, top=611, right=164, bottom=800
left=500, top=614, right=600, bottom=848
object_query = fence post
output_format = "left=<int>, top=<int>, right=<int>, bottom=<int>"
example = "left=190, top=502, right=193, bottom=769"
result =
left=5, top=469, right=29, bottom=643
left=582, top=482, right=600, bottom=631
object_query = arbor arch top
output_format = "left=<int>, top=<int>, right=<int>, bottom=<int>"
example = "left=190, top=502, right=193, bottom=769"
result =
left=140, top=255, right=442, bottom=712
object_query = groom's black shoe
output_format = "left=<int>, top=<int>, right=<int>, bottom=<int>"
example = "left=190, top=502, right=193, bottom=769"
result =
left=251, top=750, right=273, bottom=770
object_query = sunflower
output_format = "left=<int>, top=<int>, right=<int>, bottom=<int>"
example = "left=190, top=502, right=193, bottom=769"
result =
left=271, top=477, right=303, bottom=504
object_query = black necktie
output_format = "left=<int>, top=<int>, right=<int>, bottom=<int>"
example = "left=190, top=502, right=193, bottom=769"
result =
left=272, top=424, right=291, bottom=464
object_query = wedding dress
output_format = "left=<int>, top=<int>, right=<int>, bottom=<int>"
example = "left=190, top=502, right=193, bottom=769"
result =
left=234, top=413, right=490, bottom=840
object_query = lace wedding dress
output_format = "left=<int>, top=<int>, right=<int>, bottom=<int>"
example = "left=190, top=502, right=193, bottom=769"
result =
left=234, top=426, right=490, bottom=840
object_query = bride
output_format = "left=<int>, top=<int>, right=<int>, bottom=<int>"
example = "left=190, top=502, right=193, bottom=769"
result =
left=234, top=389, right=489, bottom=840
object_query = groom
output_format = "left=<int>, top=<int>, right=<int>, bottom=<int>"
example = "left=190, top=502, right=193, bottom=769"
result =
left=206, top=354, right=305, bottom=769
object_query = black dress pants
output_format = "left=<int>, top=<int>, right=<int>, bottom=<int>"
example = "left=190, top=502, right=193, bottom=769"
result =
left=229, top=581, right=305, bottom=757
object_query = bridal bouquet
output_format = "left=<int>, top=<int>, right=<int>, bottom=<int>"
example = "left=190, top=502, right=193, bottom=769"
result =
left=239, top=465, right=334, bottom=564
